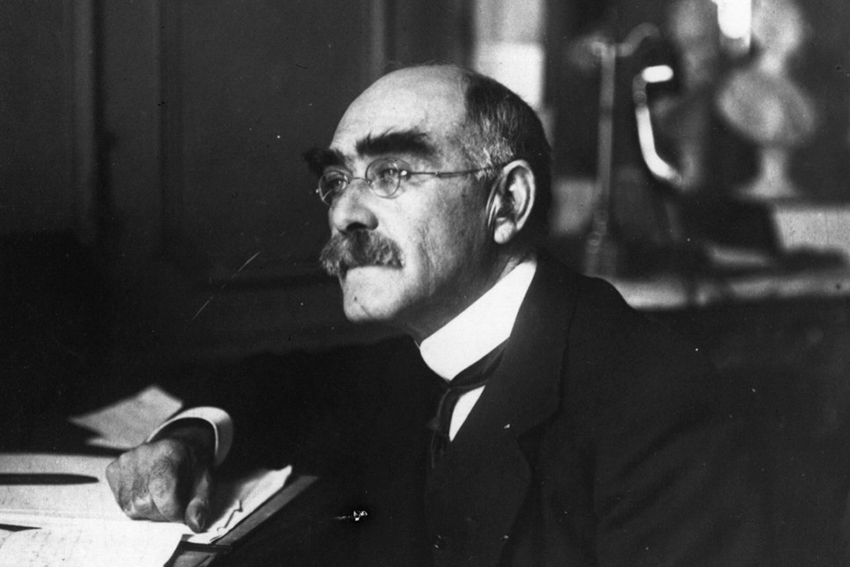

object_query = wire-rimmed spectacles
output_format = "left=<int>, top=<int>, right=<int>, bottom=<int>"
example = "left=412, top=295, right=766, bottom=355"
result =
left=315, top=157, right=501, bottom=206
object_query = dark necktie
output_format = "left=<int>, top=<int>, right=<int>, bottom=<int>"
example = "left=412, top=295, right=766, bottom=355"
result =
left=427, top=342, right=506, bottom=469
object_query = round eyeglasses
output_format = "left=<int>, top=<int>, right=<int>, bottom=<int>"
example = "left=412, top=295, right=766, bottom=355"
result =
left=315, top=157, right=501, bottom=206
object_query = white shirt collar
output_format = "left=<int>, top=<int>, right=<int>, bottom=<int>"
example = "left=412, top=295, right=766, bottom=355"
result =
left=419, top=256, right=538, bottom=380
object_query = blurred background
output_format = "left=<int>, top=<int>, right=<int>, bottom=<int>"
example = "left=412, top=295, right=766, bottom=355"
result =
left=2, top=1, right=850, bottom=562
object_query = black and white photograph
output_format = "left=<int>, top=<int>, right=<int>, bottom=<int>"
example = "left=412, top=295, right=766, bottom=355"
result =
left=2, top=0, right=850, bottom=565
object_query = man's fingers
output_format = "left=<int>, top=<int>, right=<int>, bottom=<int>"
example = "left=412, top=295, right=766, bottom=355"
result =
left=106, top=440, right=196, bottom=524
left=105, top=459, right=123, bottom=504
left=184, top=468, right=213, bottom=533
left=127, top=490, right=168, bottom=522
left=107, top=454, right=151, bottom=516
left=148, top=463, right=184, bottom=522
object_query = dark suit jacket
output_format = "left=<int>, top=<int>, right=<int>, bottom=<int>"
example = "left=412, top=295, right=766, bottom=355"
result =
left=196, top=255, right=770, bottom=566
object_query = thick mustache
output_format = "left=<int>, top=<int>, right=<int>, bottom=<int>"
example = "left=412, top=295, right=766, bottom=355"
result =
left=320, top=231, right=403, bottom=277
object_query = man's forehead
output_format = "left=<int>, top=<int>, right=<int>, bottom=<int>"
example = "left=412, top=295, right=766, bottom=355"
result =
left=331, top=68, right=467, bottom=157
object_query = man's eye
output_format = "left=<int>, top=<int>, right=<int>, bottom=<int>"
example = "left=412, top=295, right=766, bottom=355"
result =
left=373, top=160, right=413, bottom=183
left=374, top=164, right=402, bottom=182
left=322, top=172, right=348, bottom=192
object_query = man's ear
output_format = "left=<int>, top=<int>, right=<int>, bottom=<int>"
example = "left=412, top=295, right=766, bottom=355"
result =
left=487, top=160, right=536, bottom=245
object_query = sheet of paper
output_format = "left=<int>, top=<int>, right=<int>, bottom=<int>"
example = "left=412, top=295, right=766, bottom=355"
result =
left=0, top=521, right=185, bottom=567
left=188, top=465, right=292, bottom=544
left=0, top=454, right=127, bottom=525
left=0, top=453, right=291, bottom=542
left=1, top=385, right=295, bottom=566
left=68, top=385, right=183, bottom=450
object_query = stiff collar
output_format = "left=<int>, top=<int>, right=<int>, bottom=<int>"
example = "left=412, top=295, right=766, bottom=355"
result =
left=419, top=257, right=537, bottom=381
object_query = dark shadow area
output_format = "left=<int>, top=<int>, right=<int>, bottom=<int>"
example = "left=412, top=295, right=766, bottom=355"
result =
left=0, top=231, right=111, bottom=450
left=654, top=298, right=850, bottom=566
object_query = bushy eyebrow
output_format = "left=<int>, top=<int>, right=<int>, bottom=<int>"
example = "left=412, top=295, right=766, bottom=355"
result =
left=302, top=129, right=438, bottom=177
left=356, top=130, right=438, bottom=161
left=302, top=147, right=345, bottom=177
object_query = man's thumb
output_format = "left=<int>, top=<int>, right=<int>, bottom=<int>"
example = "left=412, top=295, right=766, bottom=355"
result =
left=185, top=468, right=213, bottom=533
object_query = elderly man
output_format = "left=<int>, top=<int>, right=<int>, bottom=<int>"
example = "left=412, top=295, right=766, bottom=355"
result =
left=107, top=64, right=768, bottom=566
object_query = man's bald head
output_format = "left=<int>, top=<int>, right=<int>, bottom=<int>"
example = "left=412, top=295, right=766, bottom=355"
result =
left=328, top=64, right=552, bottom=243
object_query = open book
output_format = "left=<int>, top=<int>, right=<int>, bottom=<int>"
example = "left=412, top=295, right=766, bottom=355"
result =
left=0, top=387, right=292, bottom=567
left=0, top=456, right=291, bottom=567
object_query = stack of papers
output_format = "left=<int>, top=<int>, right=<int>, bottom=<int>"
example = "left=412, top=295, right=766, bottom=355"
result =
left=0, top=520, right=185, bottom=567
left=0, top=387, right=292, bottom=567
left=0, top=453, right=186, bottom=567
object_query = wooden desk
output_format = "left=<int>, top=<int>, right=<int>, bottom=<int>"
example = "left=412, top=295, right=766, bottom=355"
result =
left=167, top=472, right=358, bottom=567
left=610, top=267, right=850, bottom=310
left=167, top=475, right=318, bottom=567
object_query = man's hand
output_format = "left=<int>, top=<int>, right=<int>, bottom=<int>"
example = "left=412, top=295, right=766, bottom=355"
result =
left=106, top=437, right=213, bottom=533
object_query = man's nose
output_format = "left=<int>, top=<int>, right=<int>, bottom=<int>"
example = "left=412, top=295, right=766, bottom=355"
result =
left=329, top=178, right=378, bottom=234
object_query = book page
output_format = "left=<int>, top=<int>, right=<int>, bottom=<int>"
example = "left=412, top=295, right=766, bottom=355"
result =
left=0, top=454, right=126, bottom=525
left=0, top=453, right=291, bottom=542
left=0, top=521, right=185, bottom=567
left=1, top=389, right=294, bottom=564
left=188, top=465, right=292, bottom=544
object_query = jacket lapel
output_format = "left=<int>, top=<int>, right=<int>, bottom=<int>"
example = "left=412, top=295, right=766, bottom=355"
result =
left=424, top=257, right=579, bottom=565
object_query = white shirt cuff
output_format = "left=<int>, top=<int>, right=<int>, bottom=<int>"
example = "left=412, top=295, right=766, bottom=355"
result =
left=146, top=407, right=233, bottom=467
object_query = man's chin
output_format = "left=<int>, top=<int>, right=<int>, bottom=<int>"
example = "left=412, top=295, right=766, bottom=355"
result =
left=341, top=296, right=395, bottom=326
left=338, top=266, right=404, bottom=323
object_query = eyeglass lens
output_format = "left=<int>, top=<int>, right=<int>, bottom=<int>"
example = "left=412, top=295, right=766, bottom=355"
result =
left=318, top=158, right=407, bottom=205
